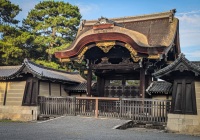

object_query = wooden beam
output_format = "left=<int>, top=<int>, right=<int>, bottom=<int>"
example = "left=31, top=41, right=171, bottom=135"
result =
left=97, top=76, right=101, bottom=96
left=91, top=64, right=140, bottom=70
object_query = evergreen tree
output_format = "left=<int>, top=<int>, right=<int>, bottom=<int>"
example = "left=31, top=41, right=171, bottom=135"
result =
left=0, top=0, right=24, bottom=65
left=23, top=1, right=81, bottom=63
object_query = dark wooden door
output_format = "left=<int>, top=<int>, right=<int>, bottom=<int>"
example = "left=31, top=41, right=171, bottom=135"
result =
left=22, top=78, right=38, bottom=106
left=172, top=79, right=197, bottom=114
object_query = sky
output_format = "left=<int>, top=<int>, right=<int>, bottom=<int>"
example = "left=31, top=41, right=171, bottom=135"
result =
left=10, top=0, right=200, bottom=61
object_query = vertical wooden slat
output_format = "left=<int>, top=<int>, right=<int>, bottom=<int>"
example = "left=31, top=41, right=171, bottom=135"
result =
left=37, top=96, right=171, bottom=125
left=3, top=82, right=8, bottom=106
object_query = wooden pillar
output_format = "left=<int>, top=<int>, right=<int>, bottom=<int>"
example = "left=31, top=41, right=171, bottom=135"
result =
left=140, top=68, right=145, bottom=98
left=97, top=76, right=104, bottom=97
left=87, top=62, right=92, bottom=96
left=97, top=76, right=101, bottom=96
left=99, top=78, right=105, bottom=97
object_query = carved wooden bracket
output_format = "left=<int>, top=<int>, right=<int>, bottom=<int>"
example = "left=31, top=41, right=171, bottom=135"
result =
left=124, top=44, right=141, bottom=62
left=75, top=46, right=89, bottom=63
left=96, top=41, right=115, bottom=53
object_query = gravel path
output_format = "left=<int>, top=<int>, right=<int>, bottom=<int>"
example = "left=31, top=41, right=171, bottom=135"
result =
left=0, top=116, right=199, bottom=140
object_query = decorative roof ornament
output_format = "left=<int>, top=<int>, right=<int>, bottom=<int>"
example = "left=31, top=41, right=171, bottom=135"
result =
left=169, top=9, right=176, bottom=23
left=93, top=16, right=122, bottom=27
left=75, top=46, right=89, bottom=63
left=124, top=44, right=141, bottom=62
left=95, top=16, right=114, bottom=25
left=96, top=41, right=115, bottom=53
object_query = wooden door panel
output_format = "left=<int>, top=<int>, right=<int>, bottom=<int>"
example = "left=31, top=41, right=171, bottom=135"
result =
left=172, top=79, right=196, bottom=114
left=23, top=78, right=38, bottom=106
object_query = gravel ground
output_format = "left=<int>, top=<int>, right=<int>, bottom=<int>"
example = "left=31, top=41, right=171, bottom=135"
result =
left=0, top=116, right=199, bottom=140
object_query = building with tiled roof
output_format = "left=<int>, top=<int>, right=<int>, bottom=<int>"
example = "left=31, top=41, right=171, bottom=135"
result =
left=0, top=59, right=86, bottom=121
left=54, top=9, right=179, bottom=98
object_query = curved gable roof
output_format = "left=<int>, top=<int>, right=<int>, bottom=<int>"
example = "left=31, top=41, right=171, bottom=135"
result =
left=153, top=53, right=200, bottom=78
left=55, top=10, right=179, bottom=60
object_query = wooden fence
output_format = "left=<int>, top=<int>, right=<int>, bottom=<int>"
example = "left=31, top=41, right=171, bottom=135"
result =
left=38, top=96, right=171, bottom=124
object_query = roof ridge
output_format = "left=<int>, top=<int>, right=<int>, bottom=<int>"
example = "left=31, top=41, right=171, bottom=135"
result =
left=23, top=58, right=80, bottom=75
left=23, top=59, right=42, bottom=77
left=84, top=9, right=176, bottom=25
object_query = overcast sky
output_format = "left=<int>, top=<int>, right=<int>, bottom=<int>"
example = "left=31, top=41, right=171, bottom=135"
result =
left=11, top=0, right=200, bottom=61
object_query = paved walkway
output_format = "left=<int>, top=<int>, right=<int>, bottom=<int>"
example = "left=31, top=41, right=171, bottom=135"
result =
left=0, top=116, right=199, bottom=140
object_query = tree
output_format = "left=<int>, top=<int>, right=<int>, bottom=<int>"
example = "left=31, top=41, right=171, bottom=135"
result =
left=23, top=1, right=81, bottom=62
left=0, top=0, right=24, bottom=65
left=0, top=0, right=21, bottom=25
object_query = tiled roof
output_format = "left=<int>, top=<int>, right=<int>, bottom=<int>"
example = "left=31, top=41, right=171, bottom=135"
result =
left=79, top=9, right=177, bottom=47
left=0, top=59, right=86, bottom=84
left=146, top=81, right=172, bottom=95
left=0, top=65, right=23, bottom=78
left=153, top=53, right=200, bottom=79
left=55, top=9, right=179, bottom=60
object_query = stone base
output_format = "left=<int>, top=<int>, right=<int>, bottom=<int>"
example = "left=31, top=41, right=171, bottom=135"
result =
left=167, top=113, right=200, bottom=135
left=0, top=105, right=39, bottom=121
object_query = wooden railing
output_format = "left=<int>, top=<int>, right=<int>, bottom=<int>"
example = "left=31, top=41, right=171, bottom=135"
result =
left=38, top=96, right=171, bottom=124
left=38, top=96, right=75, bottom=117
left=120, top=98, right=171, bottom=124
left=76, top=97, right=120, bottom=118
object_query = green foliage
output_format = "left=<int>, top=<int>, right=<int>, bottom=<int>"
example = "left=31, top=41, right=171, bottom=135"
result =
left=0, top=0, right=24, bottom=65
left=0, top=0, right=81, bottom=73
left=126, top=80, right=140, bottom=87
left=23, top=1, right=81, bottom=62
left=34, top=59, right=61, bottom=69
left=0, top=0, right=21, bottom=25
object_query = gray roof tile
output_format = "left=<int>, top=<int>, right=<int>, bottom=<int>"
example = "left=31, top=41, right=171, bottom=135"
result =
left=146, top=81, right=172, bottom=95
left=0, top=59, right=86, bottom=84
left=153, top=53, right=200, bottom=79
left=0, top=65, right=23, bottom=79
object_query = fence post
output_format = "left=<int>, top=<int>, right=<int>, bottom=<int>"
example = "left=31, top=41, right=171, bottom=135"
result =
left=72, top=97, right=76, bottom=116
left=95, top=98, right=99, bottom=118
left=119, top=98, right=122, bottom=119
